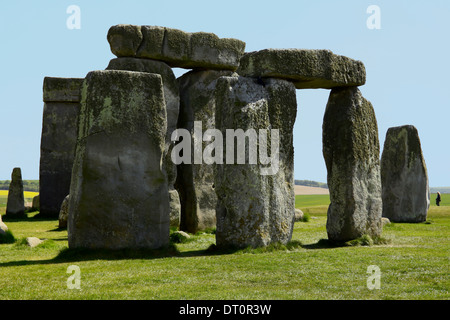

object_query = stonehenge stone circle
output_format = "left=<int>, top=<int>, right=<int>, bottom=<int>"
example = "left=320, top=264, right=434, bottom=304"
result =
left=381, top=125, right=430, bottom=223
left=214, top=76, right=297, bottom=248
left=323, top=87, right=382, bottom=242
left=177, top=69, right=235, bottom=233
left=6, top=167, right=25, bottom=217
left=38, top=23, right=390, bottom=249
left=67, top=70, right=170, bottom=249
left=39, top=77, right=83, bottom=218
left=237, top=49, right=366, bottom=89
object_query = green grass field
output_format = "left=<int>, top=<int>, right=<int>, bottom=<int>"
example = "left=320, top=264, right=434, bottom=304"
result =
left=0, top=194, right=448, bottom=300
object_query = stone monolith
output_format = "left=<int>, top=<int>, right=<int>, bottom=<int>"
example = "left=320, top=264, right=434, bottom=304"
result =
left=214, top=76, right=297, bottom=248
left=323, top=87, right=382, bottom=242
left=6, top=168, right=25, bottom=217
left=68, top=70, right=170, bottom=249
left=39, top=77, right=83, bottom=218
left=381, top=125, right=430, bottom=222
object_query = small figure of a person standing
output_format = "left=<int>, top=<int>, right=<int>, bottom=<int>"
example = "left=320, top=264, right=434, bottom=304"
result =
left=436, top=192, right=442, bottom=206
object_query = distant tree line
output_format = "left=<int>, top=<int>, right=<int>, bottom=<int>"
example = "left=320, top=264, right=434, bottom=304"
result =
left=295, top=180, right=328, bottom=189
left=0, top=180, right=39, bottom=192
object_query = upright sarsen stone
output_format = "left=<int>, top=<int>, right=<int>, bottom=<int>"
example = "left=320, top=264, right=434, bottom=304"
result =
left=214, top=76, right=297, bottom=248
left=106, top=57, right=181, bottom=227
left=68, top=70, right=170, bottom=249
left=323, top=87, right=382, bottom=242
left=177, top=69, right=234, bottom=233
left=6, top=168, right=25, bottom=217
left=381, top=125, right=430, bottom=222
left=40, top=77, right=83, bottom=218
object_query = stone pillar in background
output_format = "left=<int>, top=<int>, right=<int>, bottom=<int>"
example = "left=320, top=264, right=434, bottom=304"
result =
left=106, top=57, right=181, bottom=228
left=381, top=125, right=430, bottom=222
left=68, top=70, right=170, bottom=249
left=176, top=70, right=234, bottom=233
left=6, top=167, right=25, bottom=217
left=323, top=87, right=382, bottom=242
left=214, top=76, right=297, bottom=249
left=39, top=77, right=83, bottom=218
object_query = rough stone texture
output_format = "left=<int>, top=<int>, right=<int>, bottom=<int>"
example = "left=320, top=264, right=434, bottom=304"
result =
left=237, top=49, right=366, bottom=89
left=26, top=237, right=43, bottom=248
left=214, top=76, right=297, bottom=248
left=107, top=24, right=143, bottom=57
left=32, top=195, right=40, bottom=211
left=107, top=25, right=246, bottom=71
left=294, top=208, right=304, bottom=222
left=40, top=77, right=82, bottom=218
left=58, top=195, right=70, bottom=229
left=6, top=168, right=25, bottom=217
left=381, top=125, right=430, bottom=223
left=381, top=217, right=391, bottom=227
left=68, top=70, right=170, bottom=249
left=106, top=57, right=181, bottom=226
left=323, top=87, right=382, bottom=242
left=176, top=70, right=234, bottom=233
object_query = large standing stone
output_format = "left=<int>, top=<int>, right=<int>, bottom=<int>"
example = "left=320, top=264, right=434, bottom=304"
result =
left=107, top=25, right=246, bottom=71
left=5, top=168, right=25, bottom=217
left=381, top=125, right=430, bottom=222
left=237, top=49, right=366, bottom=89
left=106, top=57, right=181, bottom=227
left=214, top=76, right=297, bottom=248
left=323, top=87, right=382, bottom=242
left=68, top=70, right=170, bottom=249
left=176, top=70, right=234, bottom=233
left=58, top=195, right=70, bottom=229
left=39, top=77, right=83, bottom=218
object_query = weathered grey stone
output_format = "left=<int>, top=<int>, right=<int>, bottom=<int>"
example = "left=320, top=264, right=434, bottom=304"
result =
left=294, top=208, right=304, bottom=222
left=68, top=70, right=170, bottom=249
left=214, top=76, right=297, bottom=248
left=237, top=49, right=366, bottom=89
left=58, top=195, right=70, bottom=229
left=5, top=168, right=25, bottom=217
left=381, top=217, right=391, bottom=227
left=40, top=77, right=82, bottom=218
left=106, top=57, right=181, bottom=226
left=176, top=70, right=234, bottom=233
left=26, top=237, right=43, bottom=248
left=107, top=25, right=246, bottom=71
left=0, top=214, right=8, bottom=233
left=169, top=189, right=181, bottom=228
left=43, top=77, right=84, bottom=102
left=31, top=195, right=40, bottom=211
left=323, top=87, right=382, bottom=242
left=107, top=24, right=143, bottom=57
left=381, top=125, right=430, bottom=223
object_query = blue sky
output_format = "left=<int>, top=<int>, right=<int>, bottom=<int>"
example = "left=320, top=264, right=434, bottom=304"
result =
left=0, top=0, right=449, bottom=187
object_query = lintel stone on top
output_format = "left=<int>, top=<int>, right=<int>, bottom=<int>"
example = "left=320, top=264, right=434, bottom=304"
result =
left=236, top=49, right=366, bottom=90
left=107, top=24, right=246, bottom=71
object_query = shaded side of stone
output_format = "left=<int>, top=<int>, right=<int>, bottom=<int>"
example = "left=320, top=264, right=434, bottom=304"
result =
left=176, top=70, right=234, bottom=233
left=106, top=57, right=181, bottom=227
left=39, top=77, right=82, bottom=218
left=68, top=70, right=170, bottom=250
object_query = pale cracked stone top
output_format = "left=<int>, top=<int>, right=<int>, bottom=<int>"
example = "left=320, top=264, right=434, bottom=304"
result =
left=236, top=49, right=366, bottom=89
left=107, top=24, right=246, bottom=71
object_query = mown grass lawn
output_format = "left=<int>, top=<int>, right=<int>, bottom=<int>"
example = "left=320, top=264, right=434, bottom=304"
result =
left=0, top=195, right=448, bottom=300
